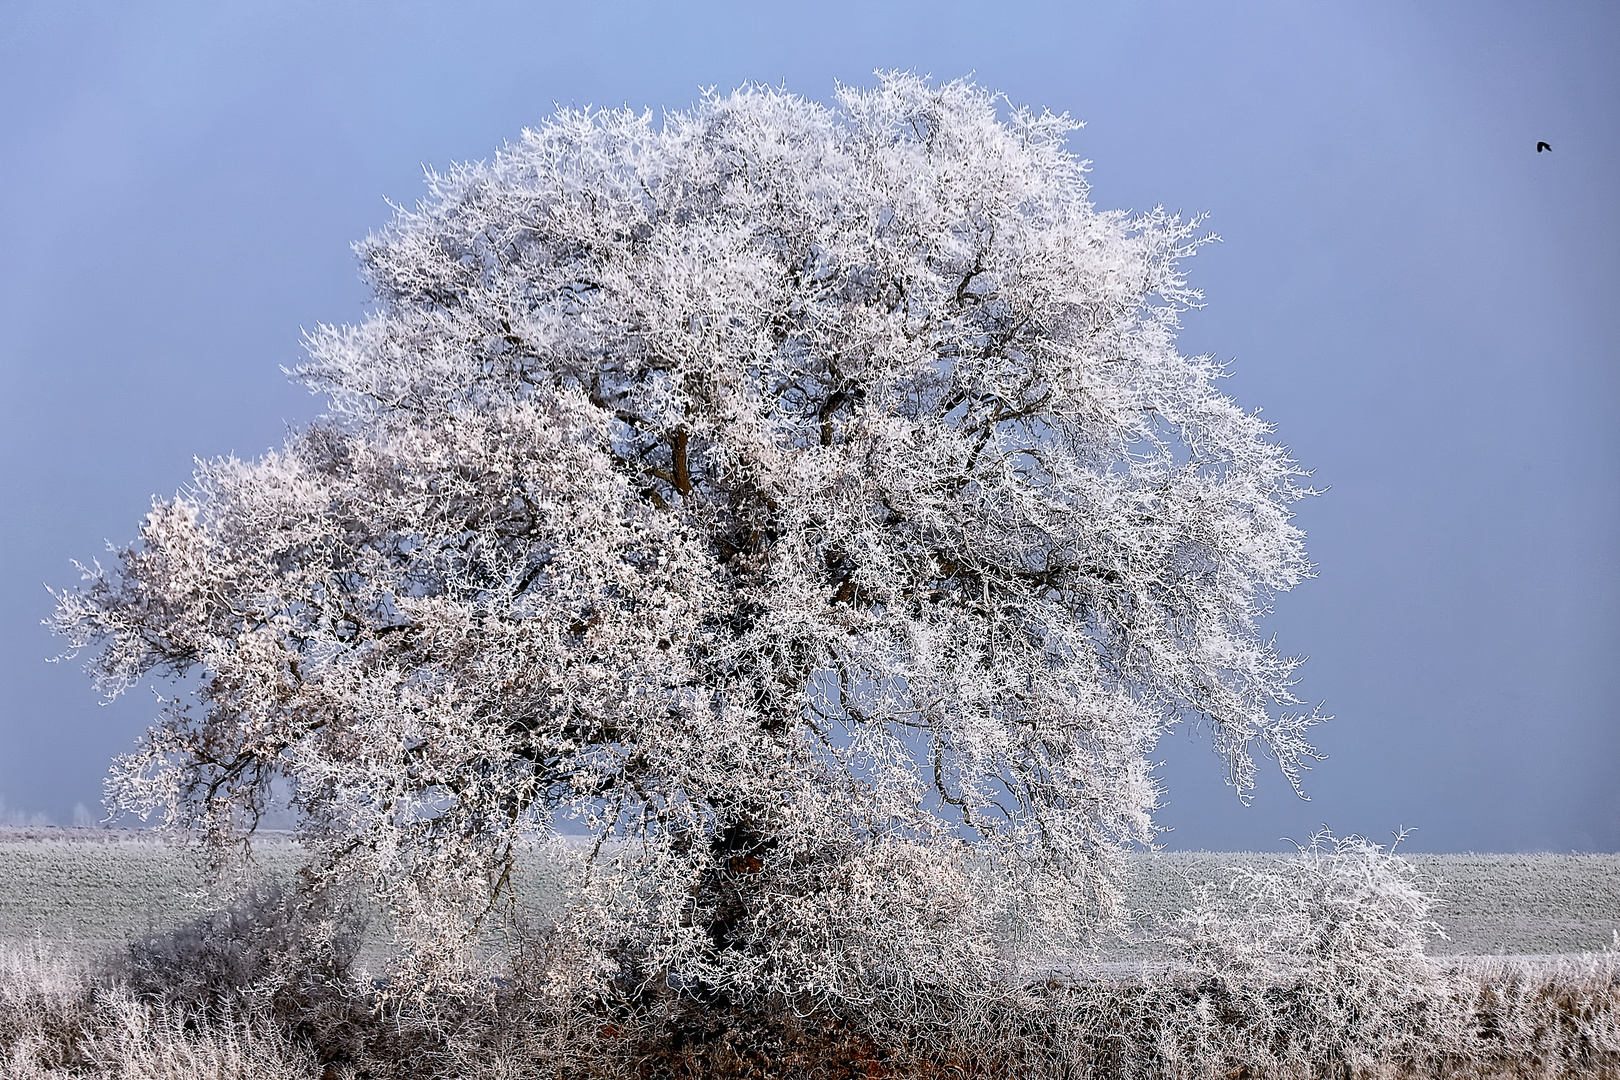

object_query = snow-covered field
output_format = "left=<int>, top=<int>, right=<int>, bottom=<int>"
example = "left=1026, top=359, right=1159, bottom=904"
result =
left=0, top=830, right=309, bottom=962
left=1116, top=850, right=1620, bottom=958
left=3, top=829, right=1615, bottom=964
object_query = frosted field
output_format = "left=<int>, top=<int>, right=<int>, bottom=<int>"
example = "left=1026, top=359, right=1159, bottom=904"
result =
left=0, top=829, right=569, bottom=968
left=0, top=830, right=311, bottom=963
left=2, top=829, right=1615, bottom=965
left=1115, top=850, right=1620, bottom=959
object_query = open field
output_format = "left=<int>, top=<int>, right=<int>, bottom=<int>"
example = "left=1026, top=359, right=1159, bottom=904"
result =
left=0, top=830, right=310, bottom=964
left=2, top=828, right=1619, bottom=1079
left=1116, top=850, right=1620, bottom=958
left=3, top=828, right=1615, bottom=966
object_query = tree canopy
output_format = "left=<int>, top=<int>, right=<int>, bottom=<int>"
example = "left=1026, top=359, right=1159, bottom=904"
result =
left=54, top=74, right=1320, bottom=996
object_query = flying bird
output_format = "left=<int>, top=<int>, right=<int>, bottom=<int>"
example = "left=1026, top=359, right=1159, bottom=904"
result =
left=1537, top=141, right=1553, bottom=152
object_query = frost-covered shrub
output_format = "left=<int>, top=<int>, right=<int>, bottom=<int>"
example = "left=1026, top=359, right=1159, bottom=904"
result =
left=106, top=881, right=365, bottom=1014
left=1165, top=831, right=1447, bottom=1070
left=1170, top=830, right=1443, bottom=983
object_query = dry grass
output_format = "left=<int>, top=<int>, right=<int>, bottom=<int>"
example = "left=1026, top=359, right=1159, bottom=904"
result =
left=3, top=939, right=1620, bottom=1078
left=0, top=945, right=315, bottom=1080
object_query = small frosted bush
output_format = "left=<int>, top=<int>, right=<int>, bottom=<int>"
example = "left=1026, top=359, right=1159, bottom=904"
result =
left=106, top=881, right=366, bottom=1014
left=1162, top=832, right=1449, bottom=1072
left=1170, top=830, right=1444, bottom=983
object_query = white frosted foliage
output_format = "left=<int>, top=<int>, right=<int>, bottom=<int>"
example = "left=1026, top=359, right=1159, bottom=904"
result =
left=53, top=75, right=1320, bottom=997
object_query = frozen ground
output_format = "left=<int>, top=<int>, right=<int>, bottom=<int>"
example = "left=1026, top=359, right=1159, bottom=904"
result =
left=2, top=829, right=1615, bottom=967
left=1113, top=849, right=1620, bottom=959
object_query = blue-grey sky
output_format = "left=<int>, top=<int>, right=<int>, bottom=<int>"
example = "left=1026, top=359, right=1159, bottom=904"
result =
left=2, top=1, right=1615, bottom=851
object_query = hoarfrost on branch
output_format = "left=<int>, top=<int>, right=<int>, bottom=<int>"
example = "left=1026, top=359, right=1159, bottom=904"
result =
left=53, top=74, right=1321, bottom=996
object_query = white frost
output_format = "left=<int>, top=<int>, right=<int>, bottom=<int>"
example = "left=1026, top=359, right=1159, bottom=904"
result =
left=52, top=74, right=1321, bottom=1001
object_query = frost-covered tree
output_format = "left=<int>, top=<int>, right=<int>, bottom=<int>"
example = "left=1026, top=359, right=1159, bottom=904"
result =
left=54, top=75, right=1320, bottom=995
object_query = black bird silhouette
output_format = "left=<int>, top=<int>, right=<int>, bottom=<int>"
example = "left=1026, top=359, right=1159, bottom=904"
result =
left=1537, top=141, right=1553, bottom=152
